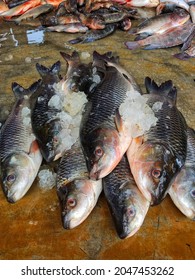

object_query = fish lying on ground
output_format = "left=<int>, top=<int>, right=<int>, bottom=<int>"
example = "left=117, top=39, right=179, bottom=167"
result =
left=0, top=81, right=42, bottom=203
left=103, top=155, right=150, bottom=239
left=168, top=127, right=195, bottom=220
left=125, top=21, right=195, bottom=50
left=79, top=51, right=141, bottom=180
left=127, top=77, right=187, bottom=205
left=56, top=141, right=102, bottom=229
left=128, top=8, right=190, bottom=39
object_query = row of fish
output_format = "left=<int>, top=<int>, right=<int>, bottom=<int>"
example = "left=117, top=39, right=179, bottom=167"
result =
left=0, top=50, right=194, bottom=239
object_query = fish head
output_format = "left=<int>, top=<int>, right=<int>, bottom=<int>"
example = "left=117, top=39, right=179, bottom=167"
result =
left=57, top=179, right=96, bottom=229
left=172, top=8, right=190, bottom=24
left=40, top=119, right=63, bottom=162
left=1, top=153, right=35, bottom=203
left=170, top=167, right=195, bottom=220
left=84, top=128, right=122, bottom=180
left=117, top=184, right=149, bottom=239
left=132, top=142, right=179, bottom=205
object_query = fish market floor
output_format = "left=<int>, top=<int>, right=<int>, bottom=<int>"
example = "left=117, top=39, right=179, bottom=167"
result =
left=0, top=21, right=194, bottom=260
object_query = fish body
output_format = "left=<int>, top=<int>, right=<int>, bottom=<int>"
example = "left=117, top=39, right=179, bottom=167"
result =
left=68, top=23, right=116, bottom=43
left=45, top=23, right=88, bottom=33
left=0, top=0, right=9, bottom=14
left=159, top=0, right=190, bottom=11
left=0, top=0, right=42, bottom=18
left=127, top=77, right=187, bottom=205
left=112, top=0, right=159, bottom=7
left=31, top=61, right=64, bottom=162
left=169, top=127, right=195, bottom=220
left=129, top=8, right=190, bottom=38
left=125, top=21, right=195, bottom=50
left=80, top=51, right=141, bottom=180
left=0, top=82, right=42, bottom=203
left=13, top=3, right=53, bottom=23
left=103, top=155, right=150, bottom=239
left=57, top=141, right=102, bottom=229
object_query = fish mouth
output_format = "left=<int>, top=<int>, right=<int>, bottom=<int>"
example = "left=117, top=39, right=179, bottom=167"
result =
left=89, top=164, right=101, bottom=180
left=61, top=211, right=71, bottom=229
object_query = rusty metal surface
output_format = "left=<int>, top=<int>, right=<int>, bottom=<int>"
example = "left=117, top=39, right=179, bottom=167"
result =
left=0, top=21, right=194, bottom=260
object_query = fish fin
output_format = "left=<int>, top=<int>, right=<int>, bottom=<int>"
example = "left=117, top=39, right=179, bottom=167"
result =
left=60, top=51, right=80, bottom=65
left=29, top=140, right=40, bottom=154
left=114, top=109, right=123, bottom=133
left=68, top=37, right=84, bottom=44
left=119, top=181, right=130, bottom=190
left=128, top=27, right=137, bottom=34
left=36, top=61, right=61, bottom=77
left=145, top=77, right=177, bottom=104
left=93, top=50, right=119, bottom=65
left=134, top=33, right=149, bottom=41
left=125, top=41, right=140, bottom=50
left=173, top=52, right=191, bottom=60
left=12, top=80, right=41, bottom=99
left=181, top=26, right=195, bottom=51
left=144, top=44, right=160, bottom=50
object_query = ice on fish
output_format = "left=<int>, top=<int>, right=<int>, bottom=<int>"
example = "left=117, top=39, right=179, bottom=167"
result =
left=80, top=51, right=91, bottom=60
left=152, top=101, right=163, bottom=112
left=38, top=168, right=57, bottom=190
left=48, top=94, right=61, bottom=109
left=119, top=91, right=157, bottom=138
left=21, top=107, right=31, bottom=126
left=63, top=91, right=87, bottom=116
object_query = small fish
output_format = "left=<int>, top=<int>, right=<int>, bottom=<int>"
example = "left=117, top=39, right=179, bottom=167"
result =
left=127, top=77, right=187, bottom=205
left=0, top=81, right=42, bottom=203
left=80, top=51, right=141, bottom=180
left=45, top=23, right=88, bottom=33
left=103, top=155, right=150, bottom=239
left=56, top=141, right=102, bottom=229
left=129, top=8, right=190, bottom=39
left=168, top=127, right=195, bottom=220
left=79, top=13, right=105, bottom=29
left=159, top=0, right=190, bottom=12
left=125, top=21, right=195, bottom=50
left=68, top=23, right=116, bottom=44
left=12, top=4, right=54, bottom=24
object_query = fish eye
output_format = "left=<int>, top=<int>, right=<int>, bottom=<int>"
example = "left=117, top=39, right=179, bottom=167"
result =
left=67, top=198, right=77, bottom=208
left=6, top=174, right=16, bottom=183
left=127, top=207, right=135, bottom=217
left=53, top=136, right=59, bottom=144
left=94, top=146, right=103, bottom=158
left=151, top=169, right=161, bottom=179
left=190, top=189, right=195, bottom=198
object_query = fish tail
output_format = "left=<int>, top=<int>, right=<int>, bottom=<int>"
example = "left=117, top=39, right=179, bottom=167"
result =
left=93, top=50, right=119, bottom=65
left=125, top=41, right=140, bottom=50
left=36, top=60, right=61, bottom=77
left=60, top=51, right=80, bottom=65
left=174, top=52, right=191, bottom=60
left=12, top=79, right=41, bottom=99
left=145, top=77, right=177, bottom=104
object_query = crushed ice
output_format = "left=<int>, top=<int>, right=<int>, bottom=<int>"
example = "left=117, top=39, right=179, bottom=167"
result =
left=119, top=91, right=157, bottom=138
left=37, top=167, right=57, bottom=190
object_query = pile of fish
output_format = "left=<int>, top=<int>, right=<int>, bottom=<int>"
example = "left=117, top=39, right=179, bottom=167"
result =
left=0, top=1, right=195, bottom=58
left=0, top=50, right=194, bottom=239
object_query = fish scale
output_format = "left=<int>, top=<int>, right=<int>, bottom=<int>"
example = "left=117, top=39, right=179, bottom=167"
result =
left=81, top=66, right=130, bottom=135
left=0, top=99, right=34, bottom=160
left=186, top=127, right=195, bottom=165
left=145, top=99, right=187, bottom=166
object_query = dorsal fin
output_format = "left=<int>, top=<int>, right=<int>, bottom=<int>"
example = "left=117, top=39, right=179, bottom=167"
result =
left=12, top=80, right=41, bottom=99
left=145, top=77, right=177, bottom=104
left=36, top=61, right=61, bottom=77
left=93, top=50, right=119, bottom=65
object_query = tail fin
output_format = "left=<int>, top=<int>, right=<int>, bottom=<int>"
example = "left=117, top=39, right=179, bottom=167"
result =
left=12, top=80, right=41, bottom=99
left=145, top=77, right=177, bottom=104
left=36, top=61, right=61, bottom=77
left=125, top=41, right=140, bottom=50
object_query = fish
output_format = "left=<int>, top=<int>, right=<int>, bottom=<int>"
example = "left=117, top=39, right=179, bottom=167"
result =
left=56, top=141, right=102, bottom=229
left=127, top=77, right=187, bottom=205
left=125, top=21, right=195, bottom=50
left=0, top=0, right=42, bottom=18
left=45, top=23, right=88, bottom=33
left=190, top=4, right=195, bottom=23
left=12, top=3, right=54, bottom=24
left=159, top=0, right=190, bottom=12
left=103, top=155, right=150, bottom=239
left=168, top=127, right=195, bottom=220
left=174, top=26, right=195, bottom=59
left=31, top=61, right=63, bottom=162
left=112, top=0, right=159, bottom=7
left=68, top=23, right=116, bottom=43
left=7, top=0, right=30, bottom=9
left=0, top=81, right=42, bottom=203
left=128, top=8, right=190, bottom=39
left=80, top=51, right=141, bottom=180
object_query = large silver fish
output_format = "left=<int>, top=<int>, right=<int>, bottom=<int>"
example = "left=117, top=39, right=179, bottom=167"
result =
left=80, top=51, right=141, bottom=180
left=103, top=155, right=150, bottom=239
left=169, top=127, right=195, bottom=220
left=56, top=141, right=102, bottom=229
left=127, top=77, right=187, bottom=205
left=0, top=81, right=42, bottom=203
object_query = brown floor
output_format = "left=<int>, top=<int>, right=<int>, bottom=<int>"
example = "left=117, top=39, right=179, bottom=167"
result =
left=0, top=20, right=194, bottom=260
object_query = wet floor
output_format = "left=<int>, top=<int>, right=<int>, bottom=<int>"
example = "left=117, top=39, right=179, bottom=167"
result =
left=0, top=19, right=194, bottom=260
